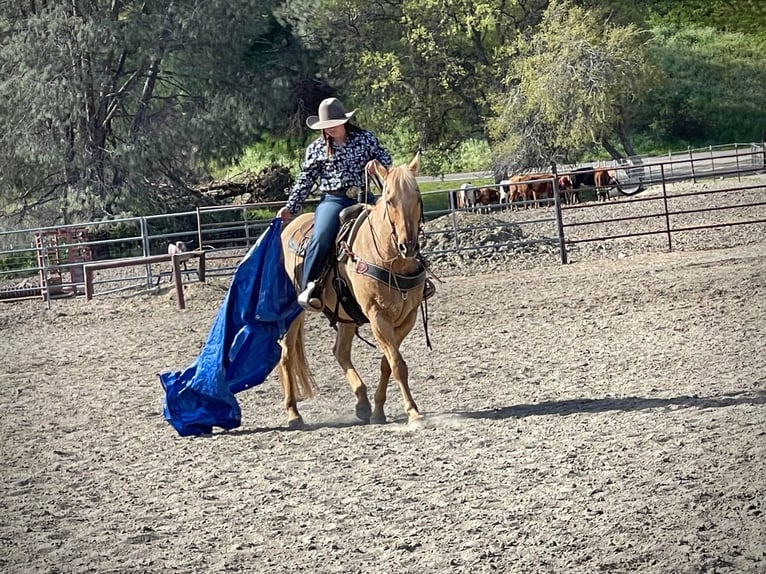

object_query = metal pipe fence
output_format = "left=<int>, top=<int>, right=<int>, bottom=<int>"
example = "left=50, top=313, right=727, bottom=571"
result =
left=1, top=143, right=764, bottom=306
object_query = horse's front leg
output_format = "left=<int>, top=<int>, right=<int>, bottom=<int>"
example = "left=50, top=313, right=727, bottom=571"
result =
left=373, top=354, right=392, bottom=424
left=333, top=323, right=372, bottom=423
left=369, top=310, right=421, bottom=424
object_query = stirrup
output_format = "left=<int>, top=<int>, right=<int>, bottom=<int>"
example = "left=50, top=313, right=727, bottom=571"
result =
left=297, top=281, right=323, bottom=312
left=423, top=278, right=436, bottom=301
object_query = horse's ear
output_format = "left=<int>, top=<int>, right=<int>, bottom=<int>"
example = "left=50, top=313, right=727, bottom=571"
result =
left=408, top=151, right=421, bottom=175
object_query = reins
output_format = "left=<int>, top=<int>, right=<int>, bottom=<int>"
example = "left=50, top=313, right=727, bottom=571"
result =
left=364, top=171, right=398, bottom=263
left=370, top=166, right=433, bottom=349
left=350, top=164, right=434, bottom=349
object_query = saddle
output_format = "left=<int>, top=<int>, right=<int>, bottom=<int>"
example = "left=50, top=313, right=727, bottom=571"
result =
left=336, top=203, right=369, bottom=262
left=286, top=203, right=431, bottom=326
left=286, top=204, right=370, bottom=324
left=330, top=204, right=370, bottom=324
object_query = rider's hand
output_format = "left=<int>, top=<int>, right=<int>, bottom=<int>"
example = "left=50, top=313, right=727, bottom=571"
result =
left=277, top=206, right=292, bottom=221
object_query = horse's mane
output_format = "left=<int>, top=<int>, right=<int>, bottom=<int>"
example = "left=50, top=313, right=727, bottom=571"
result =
left=385, top=163, right=418, bottom=196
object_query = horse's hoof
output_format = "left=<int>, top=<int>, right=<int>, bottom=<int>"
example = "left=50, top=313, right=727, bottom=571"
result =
left=287, top=417, right=305, bottom=429
left=370, top=414, right=387, bottom=425
left=408, top=414, right=426, bottom=428
left=355, top=403, right=372, bottom=423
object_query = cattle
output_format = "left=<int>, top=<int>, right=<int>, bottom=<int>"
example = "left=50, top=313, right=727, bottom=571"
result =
left=498, top=180, right=524, bottom=210
left=507, top=174, right=554, bottom=208
left=498, top=180, right=511, bottom=206
left=168, top=241, right=186, bottom=256
left=503, top=175, right=529, bottom=209
left=474, top=187, right=500, bottom=212
left=457, top=182, right=476, bottom=211
left=558, top=175, right=578, bottom=205
left=567, top=166, right=620, bottom=202
left=608, top=169, right=620, bottom=188
left=571, top=167, right=596, bottom=189
left=502, top=173, right=578, bottom=208
left=156, top=241, right=189, bottom=287
left=528, top=174, right=555, bottom=207
left=168, top=240, right=189, bottom=273
left=593, top=168, right=618, bottom=202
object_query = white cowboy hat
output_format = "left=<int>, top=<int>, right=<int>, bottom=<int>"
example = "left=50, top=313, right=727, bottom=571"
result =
left=306, top=97, right=357, bottom=130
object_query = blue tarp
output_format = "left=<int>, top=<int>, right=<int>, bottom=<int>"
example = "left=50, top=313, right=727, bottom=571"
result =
left=159, top=218, right=302, bottom=436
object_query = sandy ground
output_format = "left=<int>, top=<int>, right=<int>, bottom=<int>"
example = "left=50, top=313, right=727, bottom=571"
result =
left=1, top=177, right=765, bottom=573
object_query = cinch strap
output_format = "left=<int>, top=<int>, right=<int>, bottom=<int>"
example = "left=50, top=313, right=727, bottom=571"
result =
left=353, top=260, right=427, bottom=292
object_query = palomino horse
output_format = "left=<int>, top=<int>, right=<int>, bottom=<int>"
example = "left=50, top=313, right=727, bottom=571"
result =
left=278, top=153, right=427, bottom=428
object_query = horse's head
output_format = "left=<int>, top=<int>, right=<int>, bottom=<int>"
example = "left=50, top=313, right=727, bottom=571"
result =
left=372, top=153, right=423, bottom=260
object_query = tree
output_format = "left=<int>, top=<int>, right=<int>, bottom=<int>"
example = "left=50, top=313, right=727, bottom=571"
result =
left=488, top=0, right=657, bottom=174
left=0, top=1, right=302, bottom=225
left=277, top=0, right=549, bottom=173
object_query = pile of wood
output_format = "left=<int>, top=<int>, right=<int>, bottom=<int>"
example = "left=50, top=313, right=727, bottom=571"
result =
left=198, top=164, right=294, bottom=205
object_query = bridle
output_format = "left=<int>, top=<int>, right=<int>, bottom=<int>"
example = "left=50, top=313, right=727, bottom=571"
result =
left=366, top=169, right=424, bottom=262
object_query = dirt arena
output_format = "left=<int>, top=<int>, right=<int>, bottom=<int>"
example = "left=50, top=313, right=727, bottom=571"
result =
left=1, top=177, right=765, bottom=573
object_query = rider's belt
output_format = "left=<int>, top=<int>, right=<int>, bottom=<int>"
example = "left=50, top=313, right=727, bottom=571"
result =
left=325, top=186, right=361, bottom=199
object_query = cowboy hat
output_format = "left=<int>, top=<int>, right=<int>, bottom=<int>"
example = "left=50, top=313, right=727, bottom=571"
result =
left=306, top=97, right=356, bottom=130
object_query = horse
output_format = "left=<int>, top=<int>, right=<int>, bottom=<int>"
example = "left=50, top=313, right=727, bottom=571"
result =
left=278, top=153, right=428, bottom=428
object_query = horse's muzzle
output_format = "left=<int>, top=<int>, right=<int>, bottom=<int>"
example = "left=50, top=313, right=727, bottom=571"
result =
left=398, top=240, right=420, bottom=259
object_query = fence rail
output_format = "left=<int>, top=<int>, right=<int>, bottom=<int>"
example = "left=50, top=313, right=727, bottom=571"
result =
left=1, top=143, right=764, bottom=307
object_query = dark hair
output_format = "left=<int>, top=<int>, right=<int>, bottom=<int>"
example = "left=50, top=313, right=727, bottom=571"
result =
left=322, top=122, right=361, bottom=157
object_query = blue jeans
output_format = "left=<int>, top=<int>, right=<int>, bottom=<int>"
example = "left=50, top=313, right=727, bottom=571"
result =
left=301, top=192, right=375, bottom=291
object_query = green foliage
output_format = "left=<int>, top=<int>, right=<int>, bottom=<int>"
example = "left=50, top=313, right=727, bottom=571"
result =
left=375, top=119, right=423, bottom=170
left=0, top=1, right=312, bottom=226
left=0, top=251, right=36, bottom=273
left=635, top=24, right=766, bottom=147
left=646, top=0, right=766, bottom=37
left=418, top=140, right=492, bottom=176
left=216, top=114, right=492, bottom=179
left=212, top=134, right=307, bottom=180
left=1, top=0, right=765, bottom=231
left=247, top=207, right=284, bottom=220
left=488, top=0, right=658, bottom=173
left=277, top=0, right=545, bottom=162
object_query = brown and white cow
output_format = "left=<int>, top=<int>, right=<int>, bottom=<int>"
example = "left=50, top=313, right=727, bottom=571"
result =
left=558, top=175, right=578, bottom=204
left=457, top=182, right=476, bottom=211
left=475, top=187, right=500, bottom=212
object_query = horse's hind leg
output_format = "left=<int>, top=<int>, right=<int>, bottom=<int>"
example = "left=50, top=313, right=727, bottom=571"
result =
left=333, top=323, right=372, bottom=423
left=277, top=314, right=311, bottom=428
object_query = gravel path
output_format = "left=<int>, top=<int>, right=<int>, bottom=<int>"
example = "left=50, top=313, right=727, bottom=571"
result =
left=0, top=175, right=764, bottom=573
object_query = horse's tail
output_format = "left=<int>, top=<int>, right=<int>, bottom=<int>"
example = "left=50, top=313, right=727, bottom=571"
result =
left=278, top=314, right=319, bottom=401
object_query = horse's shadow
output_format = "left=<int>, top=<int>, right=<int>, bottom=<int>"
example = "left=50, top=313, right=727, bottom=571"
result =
left=213, top=389, right=766, bottom=435
left=451, top=389, right=766, bottom=421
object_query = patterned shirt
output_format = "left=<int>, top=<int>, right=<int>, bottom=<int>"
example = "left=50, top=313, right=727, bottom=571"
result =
left=284, top=129, right=393, bottom=214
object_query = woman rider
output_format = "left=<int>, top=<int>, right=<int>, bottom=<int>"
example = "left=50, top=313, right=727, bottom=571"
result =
left=277, top=97, right=393, bottom=312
